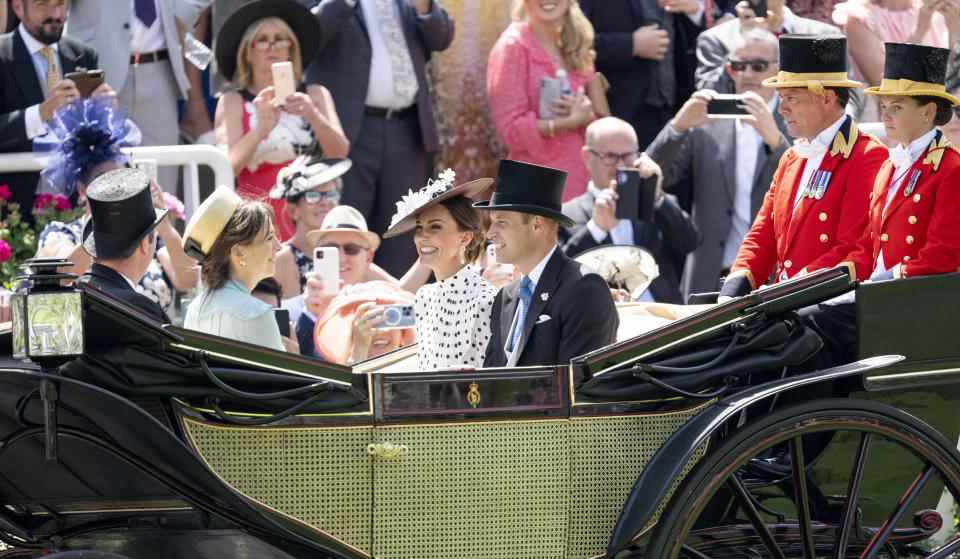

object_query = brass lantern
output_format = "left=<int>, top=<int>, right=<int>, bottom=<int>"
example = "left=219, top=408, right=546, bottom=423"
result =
left=11, top=258, right=84, bottom=365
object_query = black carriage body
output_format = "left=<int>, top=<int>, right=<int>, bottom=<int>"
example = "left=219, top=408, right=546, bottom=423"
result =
left=0, top=269, right=958, bottom=559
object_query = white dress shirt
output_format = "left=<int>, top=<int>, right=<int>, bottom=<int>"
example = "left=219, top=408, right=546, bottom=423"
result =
left=872, top=127, right=938, bottom=275
left=359, top=0, right=419, bottom=110
left=793, top=113, right=848, bottom=210
left=586, top=183, right=635, bottom=246
left=18, top=24, right=58, bottom=139
left=504, top=245, right=557, bottom=365
left=129, top=0, right=167, bottom=54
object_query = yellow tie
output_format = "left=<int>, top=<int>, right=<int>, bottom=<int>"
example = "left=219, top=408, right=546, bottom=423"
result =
left=39, top=46, right=60, bottom=92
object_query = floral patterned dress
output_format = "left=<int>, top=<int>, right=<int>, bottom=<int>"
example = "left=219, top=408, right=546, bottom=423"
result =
left=39, top=219, right=175, bottom=312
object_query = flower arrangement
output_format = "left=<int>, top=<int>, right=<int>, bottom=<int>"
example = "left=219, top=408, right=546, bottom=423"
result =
left=0, top=186, right=85, bottom=289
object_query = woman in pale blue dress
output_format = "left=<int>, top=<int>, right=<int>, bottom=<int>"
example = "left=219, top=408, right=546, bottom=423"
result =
left=182, top=188, right=296, bottom=352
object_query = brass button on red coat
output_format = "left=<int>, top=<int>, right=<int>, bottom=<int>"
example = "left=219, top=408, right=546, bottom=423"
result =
left=906, top=235, right=915, bottom=245
left=914, top=193, right=922, bottom=202
left=819, top=233, right=829, bottom=243
left=784, top=260, right=793, bottom=269
left=908, top=215, right=918, bottom=224
left=903, top=256, right=911, bottom=262
left=880, top=233, right=889, bottom=242
left=818, top=212, right=828, bottom=222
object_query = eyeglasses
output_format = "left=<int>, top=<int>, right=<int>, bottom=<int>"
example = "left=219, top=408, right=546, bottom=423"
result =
left=318, top=242, right=368, bottom=256
left=588, top=149, right=639, bottom=166
left=300, top=190, right=341, bottom=204
left=729, top=59, right=775, bottom=73
left=252, top=36, right=292, bottom=51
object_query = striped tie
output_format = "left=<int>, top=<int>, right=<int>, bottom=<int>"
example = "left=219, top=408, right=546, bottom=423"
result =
left=39, top=46, right=60, bottom=92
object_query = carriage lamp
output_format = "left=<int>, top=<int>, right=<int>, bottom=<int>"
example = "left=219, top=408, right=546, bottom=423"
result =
left=11, top=258, right=84, bottom=365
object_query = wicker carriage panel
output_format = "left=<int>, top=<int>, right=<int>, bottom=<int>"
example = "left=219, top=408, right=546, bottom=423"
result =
left=182, top=419, right=373, bottom=555
left=372, top=420, right=570, bottom=559
left=566, top=404, right=711, bottom=558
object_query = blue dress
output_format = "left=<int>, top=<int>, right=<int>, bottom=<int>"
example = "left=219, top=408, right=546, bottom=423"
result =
left=184, top=280, right=284, bottom=351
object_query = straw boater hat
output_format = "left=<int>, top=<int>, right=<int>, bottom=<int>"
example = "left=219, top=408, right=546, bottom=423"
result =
left=305, top=206, right=381, bottom=251
left=81, top=168, right=168, bottom=259
left=762, top=35, right=863, bottom=93
left=864, top=42, right=960, bottom=105
left=182, top=187, right=243, bottom=261
left=473, top=160, right=574, bottom=227
left=215, top=0, right=321, bottom=82
left=383, top=168, right=493, bottom=238
left=269, top=156, right=353, bottom=200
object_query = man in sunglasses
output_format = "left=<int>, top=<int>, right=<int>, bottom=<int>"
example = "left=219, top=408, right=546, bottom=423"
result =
left=647, top=28, right=790, bottom=300
left=560, top=116, right=700, bottom=304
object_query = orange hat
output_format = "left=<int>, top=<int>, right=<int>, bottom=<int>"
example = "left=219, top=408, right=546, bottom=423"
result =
left=314, top=281, right=416, bottom=364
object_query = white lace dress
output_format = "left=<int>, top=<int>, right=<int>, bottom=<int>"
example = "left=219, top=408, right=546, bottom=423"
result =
left=414, top=266, right=498, bottom=370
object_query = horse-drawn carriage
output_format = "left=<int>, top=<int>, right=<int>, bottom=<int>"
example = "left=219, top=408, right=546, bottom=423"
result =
left=2, top=260, right=960, bottom=558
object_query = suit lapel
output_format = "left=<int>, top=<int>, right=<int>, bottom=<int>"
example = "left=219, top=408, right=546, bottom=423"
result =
left=499, top=280, right=519, bottom=352
left=719, top=120, right=737, bottom=205
left=873, top=161, right=894, bottom=226
left=11, top=32, right=43, bottom=104
left=514, top=250, right=564, bottom=361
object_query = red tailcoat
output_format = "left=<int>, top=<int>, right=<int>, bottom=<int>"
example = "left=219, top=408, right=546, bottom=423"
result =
left=845, top=131, right=960, bottom=280
left=726, top=117, right=888, bottom=292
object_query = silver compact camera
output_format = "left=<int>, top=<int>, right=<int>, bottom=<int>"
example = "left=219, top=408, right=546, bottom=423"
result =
left=376, top=304, right=415, bottom=330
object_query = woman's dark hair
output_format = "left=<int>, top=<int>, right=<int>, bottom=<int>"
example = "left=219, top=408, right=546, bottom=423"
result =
left=439, top=196, right=485, bottom=264
left=201, top=200, right=273, bottom=291
left=912, top=96, right=954, bottom=127
left=253, top=276, right=283, bottom=307
left=827, top=87, right=850, bottom=110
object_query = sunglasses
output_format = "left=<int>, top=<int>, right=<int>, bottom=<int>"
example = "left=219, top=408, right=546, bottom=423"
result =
left=588, top=149, right=639, bottom=166
left=318, top=242, right=367, bottom=256
left=729, top=59, right=774, bottom=73
left=252, top=37, right=292, bottom=51
left=300, top=190, right=341, bottom=204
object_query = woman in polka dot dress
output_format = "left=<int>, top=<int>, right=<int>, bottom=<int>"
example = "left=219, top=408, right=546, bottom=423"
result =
left=382, top=170, right=499, bottom=370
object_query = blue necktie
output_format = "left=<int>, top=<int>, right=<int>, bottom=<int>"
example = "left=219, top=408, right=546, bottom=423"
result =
left=135, top=0, right=157, bottom=28
left=506, top=276, right=533, bottom=353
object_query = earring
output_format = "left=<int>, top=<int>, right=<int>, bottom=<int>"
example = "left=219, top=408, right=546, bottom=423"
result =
left=459, top=245, right=467, bottom=266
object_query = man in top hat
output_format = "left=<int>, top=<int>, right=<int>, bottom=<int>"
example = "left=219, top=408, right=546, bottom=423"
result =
left=475, top=160, right=618, bottom=378
left=803, top=43, right=960, bottom=370
left=719, top=35, right=888, bottom=298
left=81, top=167, right=170, bottom=323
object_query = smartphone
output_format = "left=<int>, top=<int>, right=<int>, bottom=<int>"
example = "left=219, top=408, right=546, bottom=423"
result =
left=748, top=0, right=768, bottom=17
left=538, top=77, right=563, bottom=119
left=375, top=304, right=415, bottom=331
left=64, top=69, right=104, bottom=97
left=707, top=94, right=750, bottom=118
left=272, top=61, right=296, bottom=103
left=273, top=308, right=291, bottom=337
left=615, top=169, right=641, bottom=222
left=313, top=247, right=339, bottom=296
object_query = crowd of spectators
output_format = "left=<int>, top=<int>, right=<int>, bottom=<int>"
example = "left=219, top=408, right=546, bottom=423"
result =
left=3, top=0, right=960, bottom=363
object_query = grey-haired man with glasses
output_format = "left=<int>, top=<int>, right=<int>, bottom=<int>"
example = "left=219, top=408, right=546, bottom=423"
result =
left=560, top=116, right=700, bottom=304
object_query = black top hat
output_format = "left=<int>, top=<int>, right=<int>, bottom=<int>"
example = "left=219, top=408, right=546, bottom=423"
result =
left=215, top=0, right=321, bottom=82
left=81, top=168, right=168, bottom=259
left=865, top=43, right=959, bottom=105
left=762, top=35, right=863, bottom=90
left=473, top=160, right=573, bottom=227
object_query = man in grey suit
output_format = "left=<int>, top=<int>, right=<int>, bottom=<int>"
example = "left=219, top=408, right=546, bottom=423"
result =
left=647, top=28, right=790, bottom=300
left=305, top=0, right=454, bottom=277
left=65, top=0, right=212, bottom=193
left=695, top=0, right=838, bottom=93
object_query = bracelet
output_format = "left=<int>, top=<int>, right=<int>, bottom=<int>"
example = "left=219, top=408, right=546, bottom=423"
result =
left=547, top=119, right=556, bottom=137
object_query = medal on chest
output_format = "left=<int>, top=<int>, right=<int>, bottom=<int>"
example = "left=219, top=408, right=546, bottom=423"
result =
left=904, top=169, right=922, bottom=198
left=805, top=170, right=832, bottom=200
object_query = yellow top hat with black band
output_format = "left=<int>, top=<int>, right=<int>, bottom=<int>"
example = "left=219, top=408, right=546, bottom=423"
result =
left=182, top=187, right=242, bottom=261
left=762, top=35, right=863, bottom=93
left=864, top=42, right=960, bottom=106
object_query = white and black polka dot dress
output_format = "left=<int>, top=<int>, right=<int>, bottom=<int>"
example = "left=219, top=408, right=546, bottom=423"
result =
left=414, top=266, right=498, bottom=370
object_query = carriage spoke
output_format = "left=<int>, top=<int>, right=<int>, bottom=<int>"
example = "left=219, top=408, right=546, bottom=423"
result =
left=860, top=464, right=935, bottom=559
left=680, top=544, right=713, bottom=559
left=790, top=437, right=816, bottom=559
left=727, top=474, right=788, bottom=559
left=927, top=534, right=960, bottom=559
left=833, top=432, right=872, bottom=559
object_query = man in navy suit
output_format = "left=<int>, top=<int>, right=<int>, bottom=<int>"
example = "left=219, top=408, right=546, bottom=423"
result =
left=305, top=0, right=453, bottom=277
left=0, top=0, right=101, bottom=220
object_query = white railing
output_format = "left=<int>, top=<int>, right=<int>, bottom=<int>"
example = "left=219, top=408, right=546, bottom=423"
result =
left=0, top=145, right=234, bottom=220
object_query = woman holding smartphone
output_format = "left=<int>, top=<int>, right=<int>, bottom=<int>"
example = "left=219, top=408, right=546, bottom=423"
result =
left=350, top=170, right=498, bottom=369
left=182, top=188, right=298, bottom=353
left=214, top=0, right=349, bottom=241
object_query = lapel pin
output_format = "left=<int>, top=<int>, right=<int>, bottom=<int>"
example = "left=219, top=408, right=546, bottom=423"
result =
left=540, top=292, right=550, bottom=302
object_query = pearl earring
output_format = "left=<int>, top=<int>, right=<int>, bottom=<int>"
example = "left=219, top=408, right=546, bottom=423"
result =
left=459, top=245, right=467, bottom=265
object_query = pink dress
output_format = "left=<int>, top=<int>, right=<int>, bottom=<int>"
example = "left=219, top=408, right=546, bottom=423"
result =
left=487, top=22, right=593, bottom=201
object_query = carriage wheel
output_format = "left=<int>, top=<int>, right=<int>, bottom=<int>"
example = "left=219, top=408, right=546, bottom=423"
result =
left=645, top=398, right=960, bottom=558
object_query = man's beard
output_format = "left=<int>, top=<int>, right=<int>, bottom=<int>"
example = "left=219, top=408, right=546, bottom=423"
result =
left=29, top=19, right=64, bottom=44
